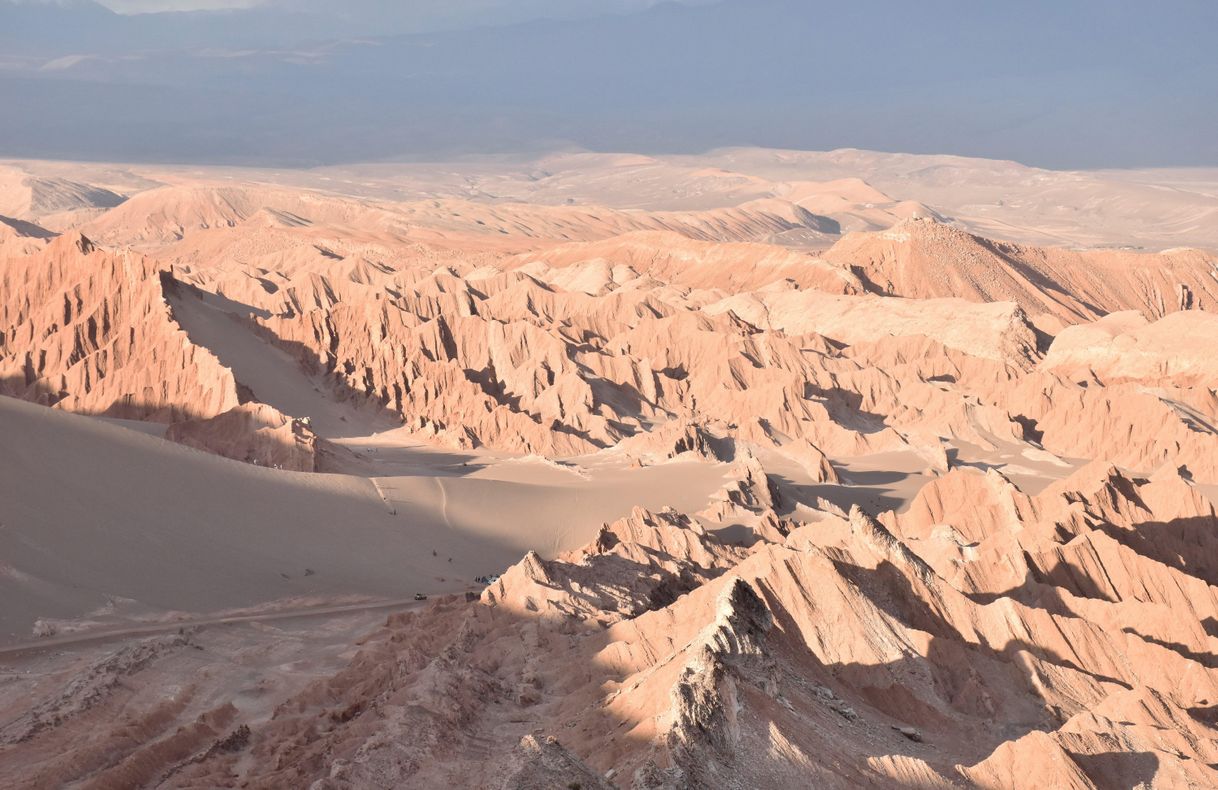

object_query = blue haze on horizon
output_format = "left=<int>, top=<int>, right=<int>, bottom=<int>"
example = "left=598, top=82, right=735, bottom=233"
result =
left=0, top=0, right=1215, bottom=169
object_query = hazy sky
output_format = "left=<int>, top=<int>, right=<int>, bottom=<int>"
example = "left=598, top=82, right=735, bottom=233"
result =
left=1, top=0, right=1215, bottom=168
left=99, top=0, right=257, bottom=10
left=28, top=0, right=702, bottom=26
left=98, top=0, right=254, bottom=10
left=93, top=0, right=674, bottom=10
left=95, top=0, right=699, bottom=14
left=96, top=0, right=677, bottom=7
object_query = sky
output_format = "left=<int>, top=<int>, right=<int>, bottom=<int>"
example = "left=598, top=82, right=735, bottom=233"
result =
left=1, top=0, right=1215, bottom=168
left=98, top=0, right=257, bottom=10
left=96, top=0, right=689, bottom=13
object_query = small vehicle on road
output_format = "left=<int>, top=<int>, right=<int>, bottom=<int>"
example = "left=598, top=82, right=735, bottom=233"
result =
left=413, top=593, right=428, bottom=601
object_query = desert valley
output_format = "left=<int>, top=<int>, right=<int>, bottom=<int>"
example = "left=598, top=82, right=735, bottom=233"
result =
left=2, top=147, right=1218, bottom=788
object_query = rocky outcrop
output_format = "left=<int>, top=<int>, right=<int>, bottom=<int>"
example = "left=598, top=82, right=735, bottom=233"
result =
left=164, top=402, right=322, bottom=472
left=1042, top=309, right=1218, bottom=385
left=483, top=506, right=747, bottom=622
left=655, top=578, right=778, bottom=788
left=0, top=233, right=239, bottom=421
left=503, top=735, right=614, bottom=790
left=824, top=216, right=1218, bottom=330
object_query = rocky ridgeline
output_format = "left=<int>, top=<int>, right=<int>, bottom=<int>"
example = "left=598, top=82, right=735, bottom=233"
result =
left=5, top=203, right=1217, bottom=483
left=0, top=233, right=240, bottom=421
left=157, top=458, right=1218, bottom=788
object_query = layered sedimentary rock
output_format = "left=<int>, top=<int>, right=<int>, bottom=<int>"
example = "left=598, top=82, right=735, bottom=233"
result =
left=0, top=233, right=239, bottom=421
left=0, top=233, right=340, bottom=471
left=1041, top=309, right=1218, bottom=384
left=230, top=244, right=1045, bottom=467
left=824, top=216, right=1218, bottom=331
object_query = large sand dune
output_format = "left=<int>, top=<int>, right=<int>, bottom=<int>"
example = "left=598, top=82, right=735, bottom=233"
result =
left=2, top=149, right=1218, bottom=788
left=0, top=393, right=731, bottom=643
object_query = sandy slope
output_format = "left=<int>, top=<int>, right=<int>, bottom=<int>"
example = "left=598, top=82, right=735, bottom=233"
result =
left=0, top=395, right=727, bottom=643
left=0, top=393, right=452, bottom=641
left=166, top=286, right=399, bottom=440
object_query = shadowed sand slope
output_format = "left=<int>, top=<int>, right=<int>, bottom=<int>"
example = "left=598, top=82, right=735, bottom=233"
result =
left=0, top=395, right=727, bottom=643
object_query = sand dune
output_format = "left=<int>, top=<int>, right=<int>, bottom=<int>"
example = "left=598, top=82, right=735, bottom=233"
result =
left=0, top=394, right=728, bottom=644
